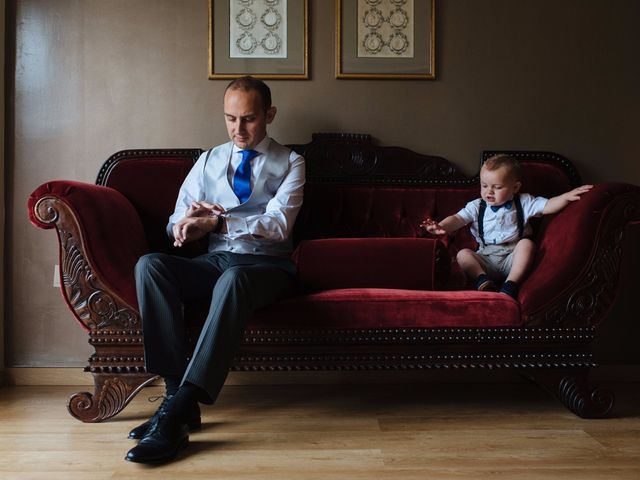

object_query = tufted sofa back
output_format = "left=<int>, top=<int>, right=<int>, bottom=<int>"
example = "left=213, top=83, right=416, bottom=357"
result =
left=290, top=134, right=580, bottom=256
left=97, top=149, right=203, bottom=254
left=96, top=134, right=581, bottom=256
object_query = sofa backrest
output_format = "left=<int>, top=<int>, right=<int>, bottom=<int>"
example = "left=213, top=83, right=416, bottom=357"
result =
left=96, top=134, right=581, bottom=255
left=96, top=149, right=202, bottom=253
left=290, top=134, right=581, bottom=254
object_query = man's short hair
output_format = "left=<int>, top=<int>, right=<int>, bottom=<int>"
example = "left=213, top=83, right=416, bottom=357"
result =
left=225, top=76, right=272, bottom=112
left=483, top=154, right=521, bottom=180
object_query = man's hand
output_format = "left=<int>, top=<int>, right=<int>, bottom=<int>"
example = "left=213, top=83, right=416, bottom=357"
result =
left=186, top=201, right=225, bottom=218
left=172, top=217, right=210, bottom=247
left=420, top=218, right=447, bottom=236
left=173, top=202, right=226, bottom=247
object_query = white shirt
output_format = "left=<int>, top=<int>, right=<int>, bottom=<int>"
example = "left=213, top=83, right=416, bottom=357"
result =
left=168, top=136, right=305, bottom=256
left=456, top=193, right=548, bottom=245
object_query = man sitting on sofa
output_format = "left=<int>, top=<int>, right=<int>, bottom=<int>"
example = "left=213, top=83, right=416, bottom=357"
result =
left=125, top=76, right=306, bottom=464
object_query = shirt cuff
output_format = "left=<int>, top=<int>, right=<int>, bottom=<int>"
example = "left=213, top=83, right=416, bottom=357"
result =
left=224, top=215, right=250, bottom=239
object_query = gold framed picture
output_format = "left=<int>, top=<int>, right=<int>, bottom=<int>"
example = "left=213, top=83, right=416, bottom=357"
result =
left=336, top=0, right=435, bottom=79
left=209, top=0, right=309, bottom=80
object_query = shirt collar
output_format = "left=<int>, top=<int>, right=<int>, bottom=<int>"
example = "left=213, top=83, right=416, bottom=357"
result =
left=232, top=135, right=271, bottom=156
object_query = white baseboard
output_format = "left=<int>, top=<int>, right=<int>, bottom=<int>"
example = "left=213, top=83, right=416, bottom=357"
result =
left=4, top=366, right=639, bottom=387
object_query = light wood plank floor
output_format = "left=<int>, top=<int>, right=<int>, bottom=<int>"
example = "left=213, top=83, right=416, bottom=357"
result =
left=1, top=382, right=639, bottom=479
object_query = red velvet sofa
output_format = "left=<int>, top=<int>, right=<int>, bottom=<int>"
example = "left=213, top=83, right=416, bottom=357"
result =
left=28, top=133, right=640, bottom=421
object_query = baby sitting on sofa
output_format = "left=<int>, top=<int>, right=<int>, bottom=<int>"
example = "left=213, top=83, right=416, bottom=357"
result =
left=420, top=154, right=592, bottom=299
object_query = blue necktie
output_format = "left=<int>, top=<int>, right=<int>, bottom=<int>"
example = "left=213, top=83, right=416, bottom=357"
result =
left=233, top=149, right=259, bottom=203
left=490, top=200, right=513, bottom=212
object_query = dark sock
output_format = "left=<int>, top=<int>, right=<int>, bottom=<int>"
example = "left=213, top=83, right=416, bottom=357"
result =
left=474, top=273, right=489, bottom=290
left=166, top=382, right=205, bottom=419
left=500, top=280, right=520, bottom=299
left=163, top=375, right=181, bottom=397
left=179, top=382, right=206, bottom=402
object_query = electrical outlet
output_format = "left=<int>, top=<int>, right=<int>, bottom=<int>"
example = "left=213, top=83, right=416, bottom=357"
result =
left=53, top=264, right=60, bottom=287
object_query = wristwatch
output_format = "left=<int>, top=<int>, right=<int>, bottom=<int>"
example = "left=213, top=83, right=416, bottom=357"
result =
left=212, top=213, right=225, bottom=234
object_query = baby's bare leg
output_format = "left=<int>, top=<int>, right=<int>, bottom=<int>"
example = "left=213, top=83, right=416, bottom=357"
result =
left=456, top=248, right=486, bottom=279
left=506, top=239, right=536, bottom=283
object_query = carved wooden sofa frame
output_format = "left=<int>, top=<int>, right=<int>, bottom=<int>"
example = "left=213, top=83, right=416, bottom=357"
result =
left=28, top=133, right=640, bottom=422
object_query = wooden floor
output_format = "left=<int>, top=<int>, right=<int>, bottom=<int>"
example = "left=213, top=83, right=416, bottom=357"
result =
left=1, top=382, right=639, bottom=479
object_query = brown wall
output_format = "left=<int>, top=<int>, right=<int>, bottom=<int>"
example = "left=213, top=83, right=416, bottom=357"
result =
left=0, top=0, right=5, bottom=380
left=6, top=0, right=640, bottom=366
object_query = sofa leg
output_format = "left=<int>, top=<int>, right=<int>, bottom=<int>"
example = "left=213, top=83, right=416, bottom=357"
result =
left=522, top=369, right=615, bottom=419
left=67, top=373, right=159, bottom=423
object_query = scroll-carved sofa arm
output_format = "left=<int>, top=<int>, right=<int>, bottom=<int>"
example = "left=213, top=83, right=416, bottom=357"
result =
left=520, top=182, right=640, bottom=327
left=28, top=180, right=148, bottom=331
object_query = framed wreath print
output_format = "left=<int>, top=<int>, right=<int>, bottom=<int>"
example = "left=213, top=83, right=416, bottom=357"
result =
left=209, top=0, right=309, bottom=79
left=336, top=0, right=435, bottom=79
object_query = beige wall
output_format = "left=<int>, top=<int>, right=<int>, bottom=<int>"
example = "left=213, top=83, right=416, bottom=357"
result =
left=5, top=0, right=640, bottom=366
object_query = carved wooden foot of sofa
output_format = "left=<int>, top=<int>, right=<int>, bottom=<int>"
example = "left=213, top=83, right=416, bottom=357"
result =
left=68, top=373, right=159, bottom=422
left=522, top=369, right=615, bottom=418
left=69, top=329, right=159, bottom=422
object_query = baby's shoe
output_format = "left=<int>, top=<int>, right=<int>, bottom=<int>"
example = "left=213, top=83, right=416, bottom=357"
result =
left=475, top=274, right=498, bottom=292
left=499, top=280, right=520, bottom=299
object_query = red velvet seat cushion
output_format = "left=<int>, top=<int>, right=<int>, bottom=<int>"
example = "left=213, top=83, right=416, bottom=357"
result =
left=250, top=288, right=522, bottom=329
left=293, top=238, right=450, bottom=292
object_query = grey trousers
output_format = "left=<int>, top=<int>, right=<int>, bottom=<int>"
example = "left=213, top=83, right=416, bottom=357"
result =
left=135, top=251, right=296, bottom=404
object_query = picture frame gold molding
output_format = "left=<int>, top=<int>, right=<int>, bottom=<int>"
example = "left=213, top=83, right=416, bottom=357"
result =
left=336, top=0, right=435, bottom=80
left=209, top=0, right=309, bottom=80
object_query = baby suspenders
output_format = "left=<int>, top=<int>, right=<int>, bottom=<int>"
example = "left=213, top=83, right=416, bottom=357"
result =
left=477, top=194, right=524, bottom=247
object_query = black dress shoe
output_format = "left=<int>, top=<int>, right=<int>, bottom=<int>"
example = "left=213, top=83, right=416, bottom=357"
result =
left=125, top=412, right=189, bottom=464
left=128, top=396, right=201, bottom=440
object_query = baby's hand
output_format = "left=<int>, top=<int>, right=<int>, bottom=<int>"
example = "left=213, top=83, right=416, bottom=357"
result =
left=419, top=218, right=447, bottom=236
left=565, top=184, right=593, bottom=202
